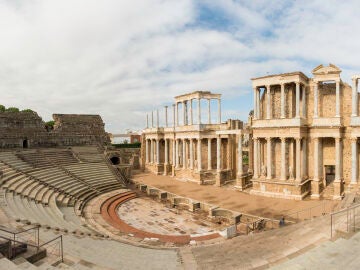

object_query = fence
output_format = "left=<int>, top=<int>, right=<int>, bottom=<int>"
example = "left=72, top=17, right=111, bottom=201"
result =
left=331, top=203, right=360, bottom=239
left=284, top=200, right=337, bottom=223
left=0, top=226, right=63, bottom=264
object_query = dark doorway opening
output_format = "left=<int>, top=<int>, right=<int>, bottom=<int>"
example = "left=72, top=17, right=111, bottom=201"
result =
left=110, top=156, right=120, bottom=165
left=325, top=165, right=335, bottom=185
left=23, top=140, right=29, bottom=148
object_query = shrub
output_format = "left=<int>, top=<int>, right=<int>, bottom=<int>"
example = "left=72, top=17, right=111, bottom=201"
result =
left=5, top=107, right=19, bottom=112
left=0, top=105, right=5, bottom=112
left=21, top=109, right=35, bottom=113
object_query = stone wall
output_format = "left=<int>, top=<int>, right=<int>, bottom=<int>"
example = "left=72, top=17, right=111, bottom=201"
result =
left=0, top=112, right=110, bottom=148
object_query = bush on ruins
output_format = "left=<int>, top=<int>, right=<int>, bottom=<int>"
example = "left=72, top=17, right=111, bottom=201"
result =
left=0, top=105, right=5, bottom=112
left=5, top=107, right=19, bottom=112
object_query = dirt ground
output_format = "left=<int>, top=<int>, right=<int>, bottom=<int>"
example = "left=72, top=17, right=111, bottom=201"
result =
left=132, top=171, right=338, bottom=219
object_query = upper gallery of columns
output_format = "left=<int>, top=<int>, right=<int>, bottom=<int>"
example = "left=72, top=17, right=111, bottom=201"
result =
left=251, top=71, right=309, bottom=90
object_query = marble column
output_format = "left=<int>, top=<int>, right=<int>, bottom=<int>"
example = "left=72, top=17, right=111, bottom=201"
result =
left=280, top=84, right=285, bottom=118
left=314, top=82, right=318, bottom=118
left=266, top=85, right=271, bottom=119
left=280, top=138, right=286, bottom=181
left=183, top=101, right=187, bottom=125
left=266, top=137, right=272, bottom=179
left=253, top=138, right=259, bottom=179
left=189, top=99, right=193, bottom=125
left=218, top=98, right=221, bottom=124
left=253, top=87, right=258, bottom=119
left=165, top=106, right=168, bottom=127
left=352, top=78, right=358, bottom=117
left=190, top=139, right=194, bottom=169
left=150, top=140, right=154, bottom=163
left=197, top=139, right=202, bottom=171
left=302, top=138, right=307, bottom=177
left=208, top=99, right=211, bottom=124
left=182, top=140, right=186, bottom=169
left=295, top=138, right=301, bottom=182
left=198, top=98, right=201, bottom=124
left=335, top=138, right=341, bottom=181
left=156, top=139, right=160, bottom=164
left=313, top=138, right=319, bottom=181
left=145, top=139, right=149, bottom=163
left=335, top=81, right=340, bottom=117
left=351, top=138, right=358, bottom=183
left=208, top=138, right=212, bottom=170
left=302, top=85, right=306, bottom=118
left=217, top=136, right=221, bottom=172
left=164, top=139, right=168, bottom=165
left=175, top=139, right=179, bottom=168
left=256, top=89, right=260, bottom=119
left=146, top=114, right=149, bottom=128
left=172, top=139, right=176, bottom=166
left=237, top=135, right=243, bottom=176
left=295, top=82, right=300, bottom=118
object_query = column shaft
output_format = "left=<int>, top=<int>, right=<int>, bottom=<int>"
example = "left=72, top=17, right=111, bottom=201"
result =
left=172, top=139, right=176, bottom=166
left=208, top=138, right=212, bottom=170
left=176, top=103, right=179, bottom=126
left=146, top=114, right=149, bottom=128
left=145, top=139, right=149, bottom=163
left=302, top=138, right=307, bottom=177
left=182, top=140, right=186, bottom=169
left=150, top=140, right=154, bottom=163
left=280, top=84, right=285, bottom=118
left=352, top=79, right=358, bottom=116
left=256, top=90, right=260, bottom=119
left=253, top=88, right=258, bottom=119
left=164, top=139, right=168, bottom=165
left=197, top=139, right=202, bottom=171
left=198, top=98, right=201, bottom=124
left=280, top=138, right=286, bottom=180
left=266, top=138, right=272, bottom=179
left=295, top=82, right=300, bottom=118
left=151, top=111, right=154, bottom=127
left=183, top=101, right=186, bottom=125
left=217, top=136, right=221, bottom=171
left=302, top=86, right=306, bottom=117
left=156, top=140, right=160, bottom=164
left=336, top=81, right=340, bottom=117
left=296, top=138, right=301, bottom=182
left=266, top=85, right=271, bottom=119
left=335, top=138, right=341, bottom=181
left=253, top=139, right=259, bottom=178
left=189, top=99, right=193, bottom=125
left=314, top=83, right=318, bottom=117
left=190, top=139, right=194, bottom=169
left=313, top=138, right=319, bottom=180
left=175, top=140, right=179, bottom=168
left=237, top=135, right=243, bottom=176
left=352, top=139, right=358, bottom=183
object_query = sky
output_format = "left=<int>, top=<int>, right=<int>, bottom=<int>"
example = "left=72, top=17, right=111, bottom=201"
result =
left=1, top=0, right=360, bottom=133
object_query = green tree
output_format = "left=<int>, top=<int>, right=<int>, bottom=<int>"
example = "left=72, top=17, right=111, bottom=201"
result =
left=21, top=109, right=35, bottom=113
left=6, top=107, right=19, bottom=112
left=0, top=105, right=5, bottom=112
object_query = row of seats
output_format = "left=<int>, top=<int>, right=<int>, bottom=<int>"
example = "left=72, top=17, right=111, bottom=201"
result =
left=0, top=152, right=33, bottom=172
left=70, top=146, right=104, bottom=163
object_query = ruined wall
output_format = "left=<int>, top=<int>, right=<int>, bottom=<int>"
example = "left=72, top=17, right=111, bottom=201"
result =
left=0, top=112, right=110, bottom=148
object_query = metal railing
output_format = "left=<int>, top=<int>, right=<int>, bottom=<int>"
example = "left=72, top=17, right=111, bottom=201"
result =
left=284, top=200, right=337, bottom=223
left=331, top=203, right=360, bottom=239
left=0, top=226, right=63, bottom=264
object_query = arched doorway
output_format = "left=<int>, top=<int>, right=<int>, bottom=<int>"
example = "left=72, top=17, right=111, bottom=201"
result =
left=110, top=156, right=120, bottom=165
left=23, top=140, right=29, bottom=148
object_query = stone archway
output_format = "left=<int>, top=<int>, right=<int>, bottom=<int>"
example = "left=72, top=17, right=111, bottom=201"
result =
left=110, top=156, right=120, bottom=165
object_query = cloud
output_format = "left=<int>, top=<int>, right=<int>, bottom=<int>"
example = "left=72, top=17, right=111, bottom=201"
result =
left=0, top=0, right=359, bottom=133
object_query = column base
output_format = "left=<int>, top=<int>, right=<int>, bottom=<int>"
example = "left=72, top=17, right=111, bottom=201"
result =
left=215, top=172, right=221, bottom=187
left=333, top=179, right=344, bottom=200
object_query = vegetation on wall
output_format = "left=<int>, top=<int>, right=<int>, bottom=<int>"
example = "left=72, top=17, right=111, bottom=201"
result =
left=0, top=105, right=37, bottom=114
left=5, top=107, right=20, bottom=112
left=112, top=142, right=141, bottom=148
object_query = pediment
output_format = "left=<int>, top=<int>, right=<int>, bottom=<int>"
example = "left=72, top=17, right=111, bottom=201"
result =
left=312, top=63, right=341, bottom=75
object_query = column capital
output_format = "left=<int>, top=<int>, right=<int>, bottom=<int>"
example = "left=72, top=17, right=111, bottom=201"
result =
left=295, top=81, right=300, bottom=86
left=266, top=85, right=271, bottom=90
left=266, top=137, right=271, bottom=142
left=280, top=137, right=287, bottom=142
left=351, top=137, right=358, bottom=143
